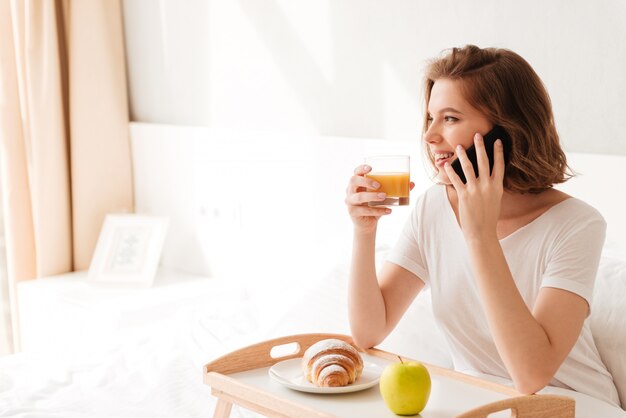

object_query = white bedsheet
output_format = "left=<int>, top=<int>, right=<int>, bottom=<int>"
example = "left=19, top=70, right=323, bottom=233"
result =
left=0, top=289, right=267, bottom=418
left=1, top=258, right=625, bottom=417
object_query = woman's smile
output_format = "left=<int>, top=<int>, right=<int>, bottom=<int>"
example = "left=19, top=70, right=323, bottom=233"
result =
left=433, top=151, right=455, bottom=167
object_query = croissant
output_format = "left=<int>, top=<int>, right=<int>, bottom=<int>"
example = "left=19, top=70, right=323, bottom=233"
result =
left=301, top=339, right=364, bottom=387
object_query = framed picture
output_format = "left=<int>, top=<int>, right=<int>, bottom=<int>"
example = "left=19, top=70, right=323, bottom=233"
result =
left=88, top=214, right=169, bottom=286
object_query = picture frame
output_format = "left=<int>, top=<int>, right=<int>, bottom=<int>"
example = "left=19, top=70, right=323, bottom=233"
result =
left=87, top=214, right=169, bottom=286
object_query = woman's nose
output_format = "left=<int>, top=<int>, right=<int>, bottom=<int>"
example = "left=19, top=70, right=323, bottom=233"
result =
left=423, top=122, right=442, bottom=144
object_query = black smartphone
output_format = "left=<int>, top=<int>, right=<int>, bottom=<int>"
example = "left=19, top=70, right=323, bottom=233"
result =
left=451, top=125, right=512, bottom=183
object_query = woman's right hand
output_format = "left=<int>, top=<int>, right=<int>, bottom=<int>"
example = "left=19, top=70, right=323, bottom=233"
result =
left=345, top=164, right=392, bottom=233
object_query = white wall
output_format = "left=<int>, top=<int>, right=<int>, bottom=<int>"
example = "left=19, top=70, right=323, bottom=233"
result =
left=128, top=123, right=626, bottom=302
left=122, top=0, right=626, bottom=154
left=129, top=123, right=431, bottom=280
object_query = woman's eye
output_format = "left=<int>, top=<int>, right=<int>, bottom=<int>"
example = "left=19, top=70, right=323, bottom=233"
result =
left=444, top=116, right=458, bottom=122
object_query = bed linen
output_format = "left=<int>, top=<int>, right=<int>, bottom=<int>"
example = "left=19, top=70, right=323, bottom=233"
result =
left=1, top=249, right=625, bottom=417
left=0, top=288, right=267, bottom=418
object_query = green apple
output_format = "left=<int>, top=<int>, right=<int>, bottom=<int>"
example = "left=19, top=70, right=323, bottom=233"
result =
left=379, top=357, right=431, bottom=415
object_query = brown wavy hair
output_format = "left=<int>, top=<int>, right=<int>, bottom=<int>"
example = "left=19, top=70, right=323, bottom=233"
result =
left=423, top=45, right=572, bottom=193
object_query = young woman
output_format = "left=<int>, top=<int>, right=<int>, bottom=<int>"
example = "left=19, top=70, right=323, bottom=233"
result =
left=345, top=45, right=619, bottom=406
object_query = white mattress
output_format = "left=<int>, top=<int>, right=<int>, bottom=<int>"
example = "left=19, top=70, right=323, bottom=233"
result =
left=2, top=260, right=625, bottom=418
left=0, top=287, right=268, bottom=418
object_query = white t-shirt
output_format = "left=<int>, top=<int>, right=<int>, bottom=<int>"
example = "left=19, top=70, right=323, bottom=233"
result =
left=386, top=184, right=620, bottom=407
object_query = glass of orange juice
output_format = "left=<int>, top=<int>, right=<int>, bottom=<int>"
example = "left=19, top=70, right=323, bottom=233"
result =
left=365, top=155, right=410, bottom=206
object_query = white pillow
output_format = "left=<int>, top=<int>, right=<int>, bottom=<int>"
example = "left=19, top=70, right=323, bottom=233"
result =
left=590, top=253, right=626, bottom=409
left=262, top=254, right=352, bottom=338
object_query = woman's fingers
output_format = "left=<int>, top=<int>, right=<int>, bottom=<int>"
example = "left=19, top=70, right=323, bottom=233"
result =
left=348, top=205, right=392, bottom=218
left=347, top=171, right=381, bottom=194
left=492, top=139, right=505, bottom=181
left=354, top=164, right=372, bottom=175
left=346, top=164, right=387, bottom=210
left=455, top=144, right=476, bottom=184
left=346, top=163, right=395, bottom=226
left=444, top=161, right=465, bottom=191
left=345, top=191, right=387, bottom=206
left=474, top=133, right=490, bottom=179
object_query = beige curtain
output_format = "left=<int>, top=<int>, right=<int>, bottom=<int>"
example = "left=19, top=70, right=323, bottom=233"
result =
left=0, top=0, right=133, bottom=352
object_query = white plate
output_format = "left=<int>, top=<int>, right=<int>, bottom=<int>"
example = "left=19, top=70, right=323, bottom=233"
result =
left=268, top=355, right=383, bottom=394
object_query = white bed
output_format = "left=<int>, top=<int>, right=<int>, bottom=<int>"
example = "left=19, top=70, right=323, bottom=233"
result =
left=1, top=126, right=625, bottom=417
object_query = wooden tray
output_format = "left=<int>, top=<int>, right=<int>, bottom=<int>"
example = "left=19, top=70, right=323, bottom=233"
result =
left=204, top=333, right=574, bottom=418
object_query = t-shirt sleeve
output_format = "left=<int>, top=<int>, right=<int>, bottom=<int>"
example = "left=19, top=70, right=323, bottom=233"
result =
left=541, top=211, right=606, bottom=310
left=385, top=193, right=430, bottom=286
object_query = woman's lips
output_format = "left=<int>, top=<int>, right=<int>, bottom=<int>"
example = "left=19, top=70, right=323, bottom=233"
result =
left=435, top=153, right=455, bottom=168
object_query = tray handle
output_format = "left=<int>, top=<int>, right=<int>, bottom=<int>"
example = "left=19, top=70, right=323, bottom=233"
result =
left=204, top=333, right=356, bottom=376
left=456, top=394, right=574, bottom=418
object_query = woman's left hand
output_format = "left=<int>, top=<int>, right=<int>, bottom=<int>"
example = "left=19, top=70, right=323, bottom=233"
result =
left=444, top=133, right=505, bottom=243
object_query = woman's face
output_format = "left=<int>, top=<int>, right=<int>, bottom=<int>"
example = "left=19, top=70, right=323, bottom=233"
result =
left=424, top=78, right=492, bottom=184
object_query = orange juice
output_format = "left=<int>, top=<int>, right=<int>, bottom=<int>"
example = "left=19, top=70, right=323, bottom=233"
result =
left=366, top=172, right=410, bottom=206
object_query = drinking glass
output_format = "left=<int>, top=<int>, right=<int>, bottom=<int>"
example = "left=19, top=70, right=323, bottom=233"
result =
left=364, top=155, right=410, bottom=206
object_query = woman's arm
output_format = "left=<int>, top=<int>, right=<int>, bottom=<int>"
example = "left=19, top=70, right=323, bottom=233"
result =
left=348, top=231, right=425, bottom=348
left=466, top=237, right=587, bottom=394
left=345, top=164, right=424, bottom=349
left=444, top=134, right=588, bottom=394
